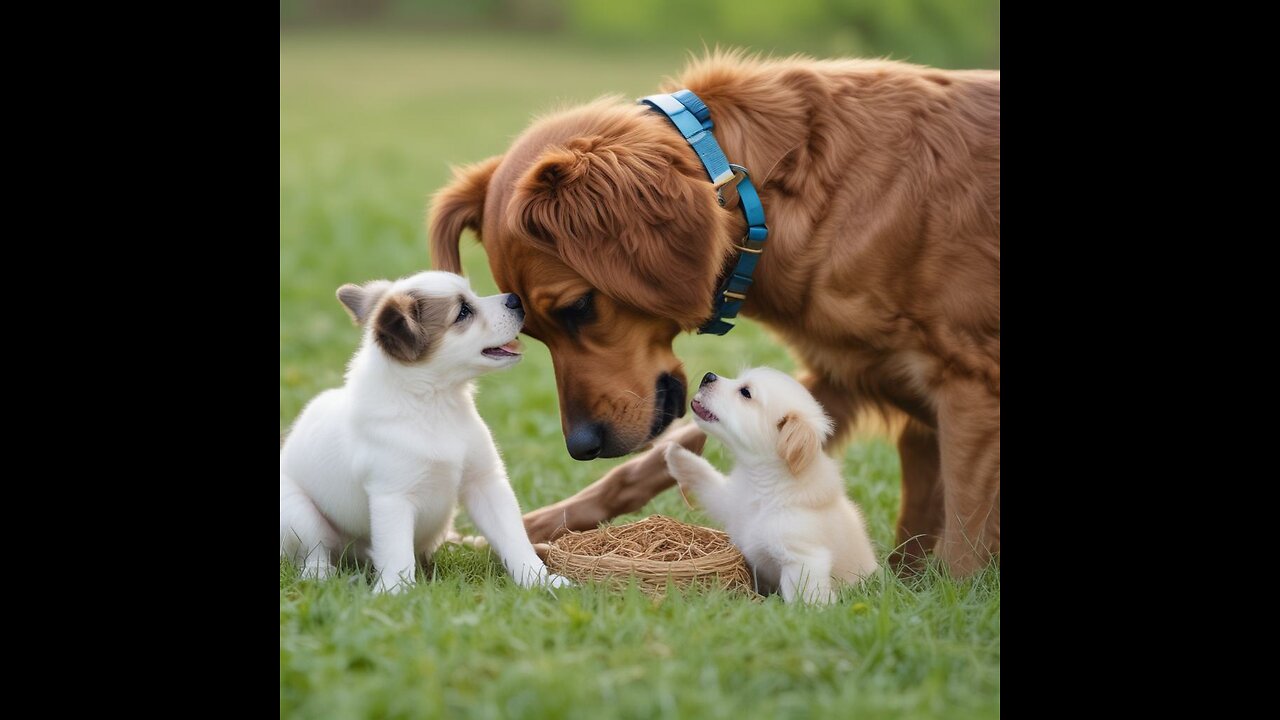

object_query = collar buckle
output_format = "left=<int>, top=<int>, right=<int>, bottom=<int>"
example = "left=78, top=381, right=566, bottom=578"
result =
left=715, top=164, right=750, bottom=210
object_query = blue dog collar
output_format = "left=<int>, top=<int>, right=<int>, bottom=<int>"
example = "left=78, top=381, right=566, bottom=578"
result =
left=639, top=90, right=768, bottom=335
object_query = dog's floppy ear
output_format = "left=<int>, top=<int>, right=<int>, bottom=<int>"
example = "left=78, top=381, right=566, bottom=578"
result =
left=776, top=412, right=825, bottom=476
left=336, top=280, right=392, bottom=326
left=508, top=135, right=734, bottom=329
left=429, top=155, right=503, bottom=273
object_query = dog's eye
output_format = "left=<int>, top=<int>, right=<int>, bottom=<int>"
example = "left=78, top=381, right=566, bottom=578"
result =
left=555, top=292, right=595, bottom=335
left=568, top=293, right=592, bottom=317
left=739, top=387, right=752, bottom=399
left=455, top=302, right=472, bottom=324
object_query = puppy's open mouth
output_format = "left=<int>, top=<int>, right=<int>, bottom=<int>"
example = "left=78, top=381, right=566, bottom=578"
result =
left=482, top=340, right=522, bottom=359
left=691, top=398, right=718, bottom=423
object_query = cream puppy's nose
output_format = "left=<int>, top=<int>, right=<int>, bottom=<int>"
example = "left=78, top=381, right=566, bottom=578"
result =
left=700, top=372, right=718, bottom=388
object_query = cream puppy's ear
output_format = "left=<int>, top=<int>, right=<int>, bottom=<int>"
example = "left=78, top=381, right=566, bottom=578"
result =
left=337, top=280, right=392, bottom=326
left=776, top=412, right=823, bottom=476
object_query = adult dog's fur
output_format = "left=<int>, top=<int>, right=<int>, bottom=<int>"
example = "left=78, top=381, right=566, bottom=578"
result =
left=430, top=51, right=999, bottom=575
left=665, top=368, right=879, bottom=603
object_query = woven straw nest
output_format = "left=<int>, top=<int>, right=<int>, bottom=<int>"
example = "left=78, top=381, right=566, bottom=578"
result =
left=544, top=515, right=758, bottom=597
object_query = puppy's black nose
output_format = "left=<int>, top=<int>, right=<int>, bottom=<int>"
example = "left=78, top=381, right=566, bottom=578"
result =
left=566, top=422, right=604, bottom=461
left=505, top=293, right=523, bottom=310
left=701, top=372, right=718, bottom=388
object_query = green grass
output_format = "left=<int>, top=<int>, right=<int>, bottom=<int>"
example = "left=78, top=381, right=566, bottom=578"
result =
left=280, top=31, right=999, bottom=719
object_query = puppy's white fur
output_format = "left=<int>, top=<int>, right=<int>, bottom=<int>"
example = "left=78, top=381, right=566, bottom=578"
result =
left=280, top=270, right=568, bottom=593
left=665, top=367, right=879, bottom=604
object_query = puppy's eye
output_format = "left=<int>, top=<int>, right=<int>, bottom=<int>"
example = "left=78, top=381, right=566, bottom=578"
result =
left=739, top=387, right=752, bottom=399
left=455, top=302, right=472, bottom=324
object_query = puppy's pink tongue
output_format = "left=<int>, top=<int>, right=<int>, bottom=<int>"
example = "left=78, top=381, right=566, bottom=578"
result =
left=483, top=339, right=523, bottom=358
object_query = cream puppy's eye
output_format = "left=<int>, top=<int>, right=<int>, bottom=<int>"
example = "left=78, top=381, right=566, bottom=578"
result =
left=739, top=386, right=752, bottom=399
left=455, top=302, right=472, bottom=323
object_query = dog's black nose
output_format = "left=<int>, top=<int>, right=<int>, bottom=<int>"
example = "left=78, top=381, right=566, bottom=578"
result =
left=566, top=422, right=604, bottom=461
left=701, top=372, right=718, bottom=388
left=505, top=293, right=523, bottom=311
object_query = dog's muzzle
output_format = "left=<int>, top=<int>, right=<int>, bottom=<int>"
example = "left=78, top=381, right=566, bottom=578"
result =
left=565, top=373, right=687, bottom=461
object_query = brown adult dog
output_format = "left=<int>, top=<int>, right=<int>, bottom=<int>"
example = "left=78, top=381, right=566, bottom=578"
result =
left=430, top=52, right=999, bottom=576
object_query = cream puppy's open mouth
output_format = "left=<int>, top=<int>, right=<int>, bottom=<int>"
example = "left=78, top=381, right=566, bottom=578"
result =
left=691, top=397, right=718, bottom=422
left=482, top=339, right=523, bottom=359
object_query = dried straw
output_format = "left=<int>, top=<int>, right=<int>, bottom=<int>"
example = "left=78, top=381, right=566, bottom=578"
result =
left=545, top=515, right=758, bottom=597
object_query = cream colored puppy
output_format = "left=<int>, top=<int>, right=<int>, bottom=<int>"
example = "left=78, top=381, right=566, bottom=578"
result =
left=664, top=367, right=879, bottom=604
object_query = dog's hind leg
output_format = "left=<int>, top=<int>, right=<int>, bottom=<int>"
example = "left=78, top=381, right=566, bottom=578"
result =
left=889, top=418, right=945, bottom=573
left=280, top=473, right=339, bottom=579
left=800, top=370, right=944, bottom=575
left=935, top=378, right=1000, bottom=577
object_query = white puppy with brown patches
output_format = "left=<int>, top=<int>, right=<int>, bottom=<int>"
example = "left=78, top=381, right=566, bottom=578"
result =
left=280, top=270, right=569, bottom=593
left=664, top=367, right=879, bottom=604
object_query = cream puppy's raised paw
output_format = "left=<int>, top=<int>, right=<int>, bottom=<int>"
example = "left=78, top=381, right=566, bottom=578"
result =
left=666, top=368, right=880, bottom=604
left=280, top=270, right=569, bottom=593
left=663, top=443, right=728, bottom=510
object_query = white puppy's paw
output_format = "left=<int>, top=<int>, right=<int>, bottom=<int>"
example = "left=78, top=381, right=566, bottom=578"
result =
left=514, top=562, right=574, bottom=590
left=373, top=574, right=415, bottom=594
left=300, top=562, right=335, bottom=581
left=543, top=572, right=573, bottom=589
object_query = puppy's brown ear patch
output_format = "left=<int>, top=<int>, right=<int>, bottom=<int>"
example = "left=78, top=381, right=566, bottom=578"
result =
left=373, top=292, right=455, bottom=364
left=337, top=280, right=392, bottom=326
left=373, top=293, right=426, bottom=363
left=777, top=412, right=822, bottom=476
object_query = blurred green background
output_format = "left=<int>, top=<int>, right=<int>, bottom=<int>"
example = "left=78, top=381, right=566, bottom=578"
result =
left=280, top=6, right=998, bottom=718
left=281, top=0, right=999, bottom=69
